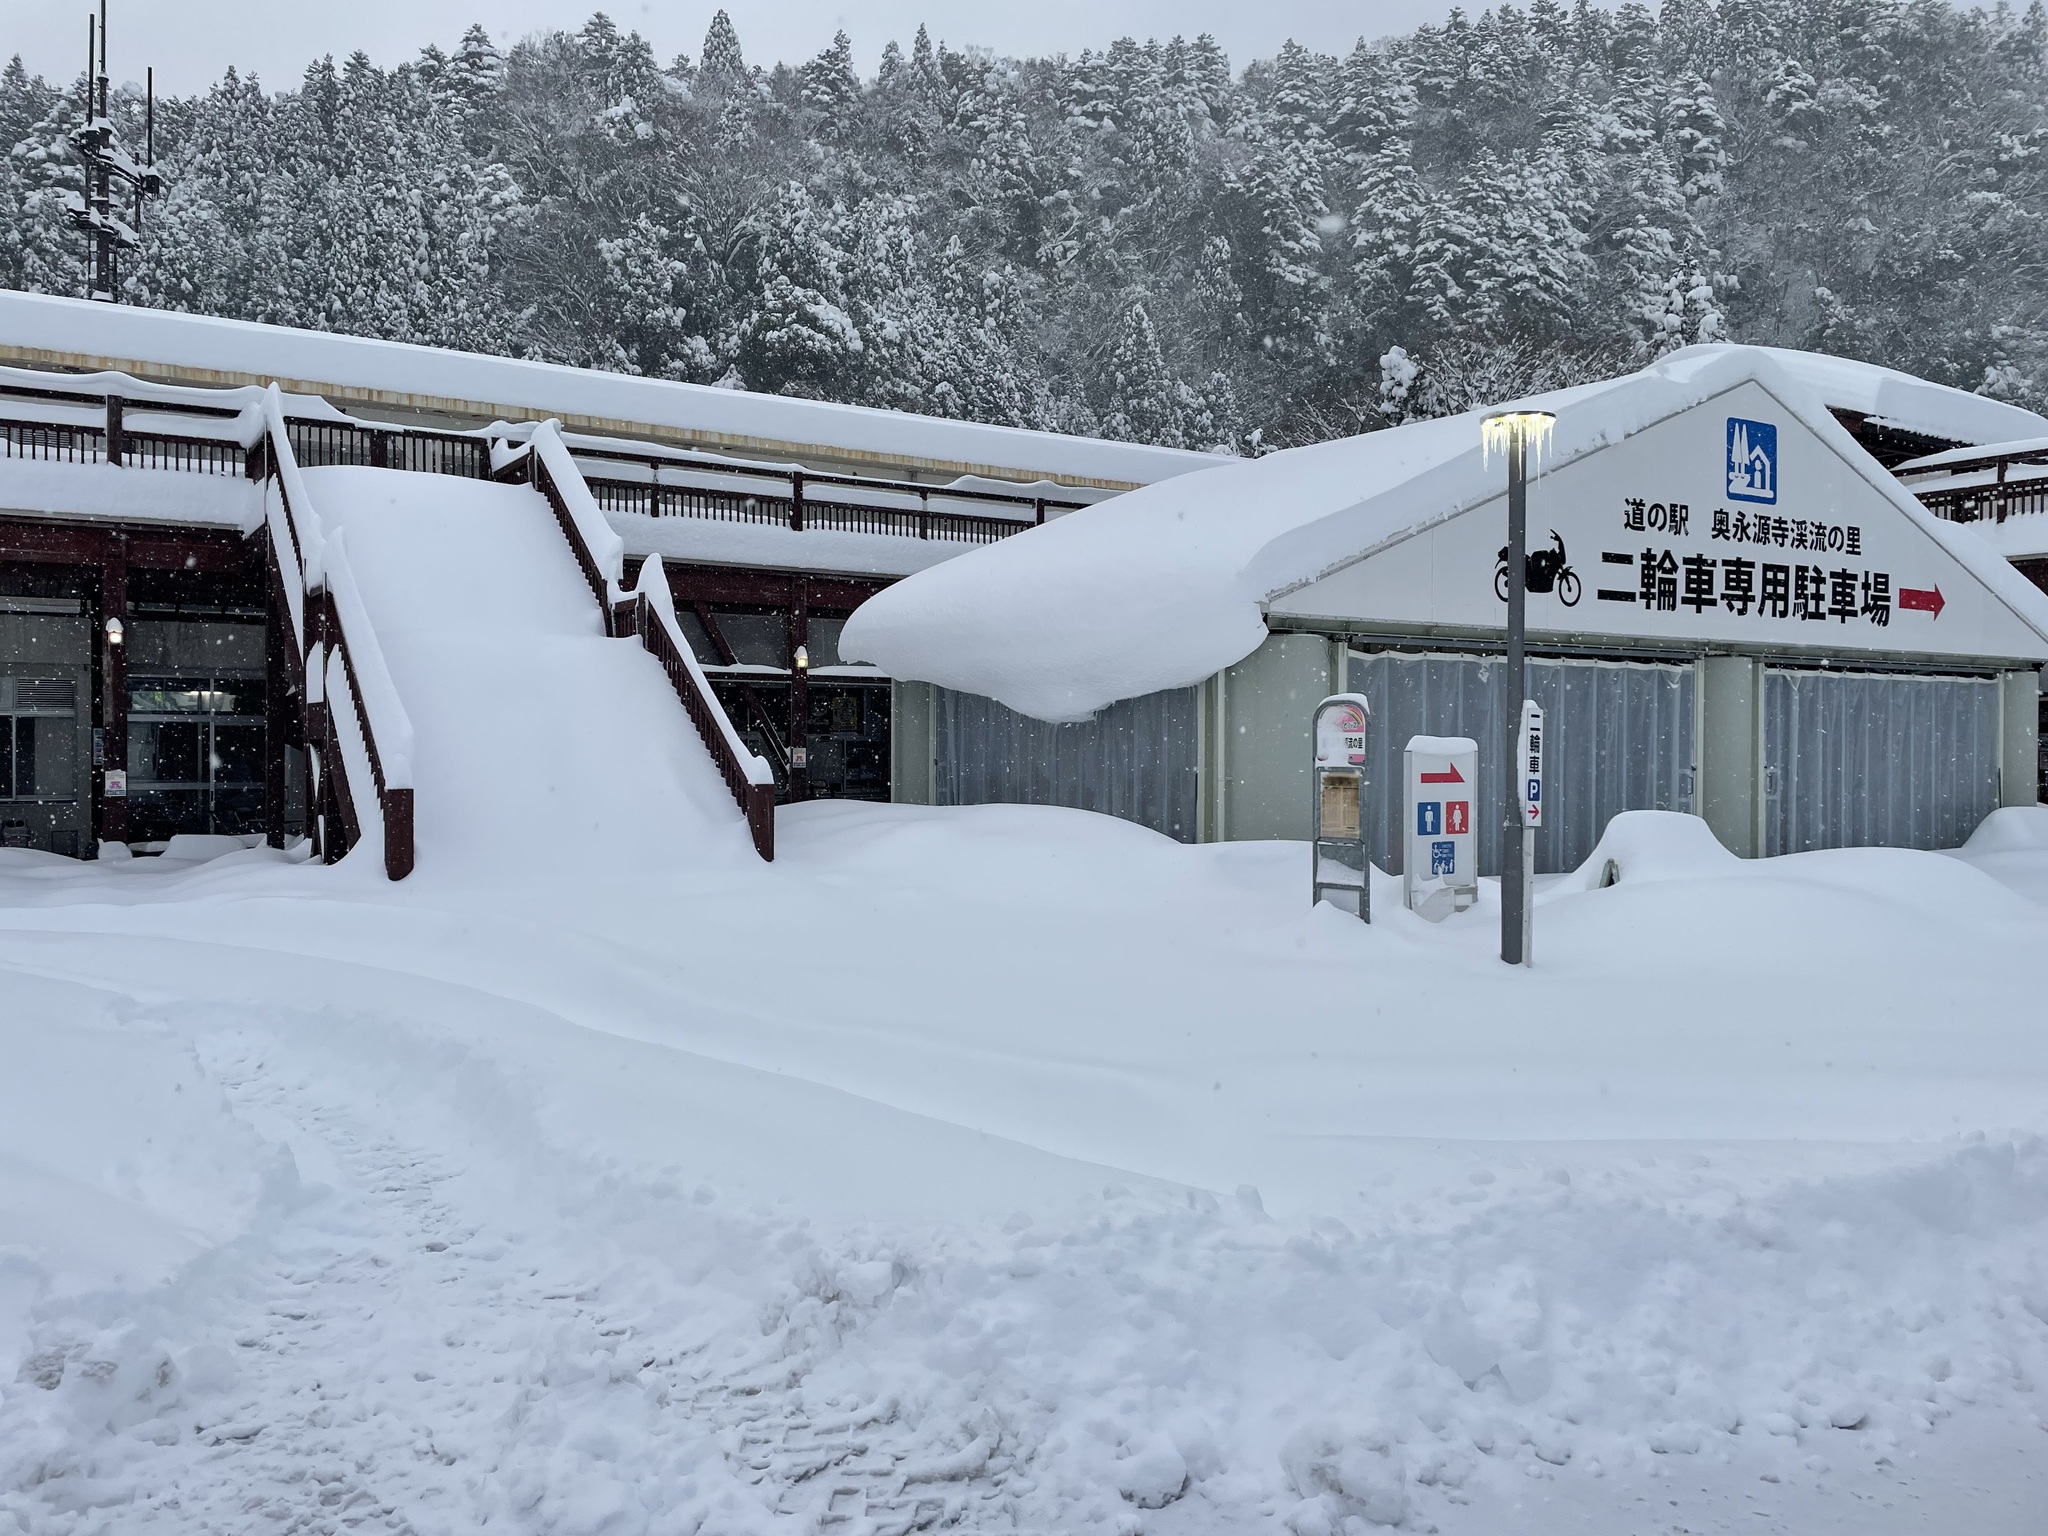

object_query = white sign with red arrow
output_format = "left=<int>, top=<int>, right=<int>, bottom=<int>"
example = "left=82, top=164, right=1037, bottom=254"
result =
left=1404, top=734, right=1479, bottom=921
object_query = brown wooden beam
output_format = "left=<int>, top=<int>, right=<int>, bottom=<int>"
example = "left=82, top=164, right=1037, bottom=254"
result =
left=626, top=557, right=893, bottom=614
left=0, top=515, right=252, bottom=572
left=95, top=548, right=128, bottom=847
left=788, top=579, right=810, bottom=801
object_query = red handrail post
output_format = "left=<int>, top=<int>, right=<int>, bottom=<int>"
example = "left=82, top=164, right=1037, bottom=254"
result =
left=383, top=787, right=414, bottom=879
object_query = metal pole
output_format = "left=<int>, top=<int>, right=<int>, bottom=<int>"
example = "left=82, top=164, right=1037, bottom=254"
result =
left=1501, top=421, right=1528, bottom=966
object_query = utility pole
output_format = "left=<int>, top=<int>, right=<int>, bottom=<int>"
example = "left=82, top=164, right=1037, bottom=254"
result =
left=67, top=1, right=162, bottom=303
left=1482, top=409, right=1554, bottom=967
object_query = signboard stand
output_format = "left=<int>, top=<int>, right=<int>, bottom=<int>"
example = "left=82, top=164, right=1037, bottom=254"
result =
left=1403, top=735, right=1479, bottom=921
left=1512, top=700, right=1544, bottom=966
left=1311, top=694, right=1372, bottom=921
left=1484, top=407, right=1554, bottom=966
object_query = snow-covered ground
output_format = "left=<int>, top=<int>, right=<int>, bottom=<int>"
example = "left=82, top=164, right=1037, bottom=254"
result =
left=3, top=463, right=2046, bottom=1533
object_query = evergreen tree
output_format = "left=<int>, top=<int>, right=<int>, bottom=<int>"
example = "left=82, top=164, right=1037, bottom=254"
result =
left=799, top=30, right=860, bottom=133
left=699, top=11, right=749, bottom=94
left=6, top=2, right=2044, bottom=448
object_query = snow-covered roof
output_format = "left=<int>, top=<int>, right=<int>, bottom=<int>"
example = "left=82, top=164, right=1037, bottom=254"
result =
left=0, top=457, right=264, bottom=532
left=1965, top=516, right=2048, bottom=563
left=1894, top=435, right=2048, bottom=476
left=0, top=291, right=1224, bottom=491
left=842, top=347, right=2048, bottom=722
left=1716, top=345, right=2048, bottom=446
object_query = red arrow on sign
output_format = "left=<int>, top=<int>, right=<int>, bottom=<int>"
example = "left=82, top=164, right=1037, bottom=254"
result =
left=1899, top=584, right=1945, bottom=617
left=1420, top=764, right=1465, bottom=784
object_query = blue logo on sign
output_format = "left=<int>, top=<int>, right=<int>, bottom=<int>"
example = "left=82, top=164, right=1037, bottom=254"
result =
left=1417, top=802, right=1442, bottom=837
left=1431, top=840, right=1456, bottom=876
left=1727, top=417, right=1777, bottom=504
left=1526, top=778, right=1541, bottom=804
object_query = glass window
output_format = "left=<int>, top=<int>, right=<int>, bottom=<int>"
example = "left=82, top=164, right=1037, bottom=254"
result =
left=673, top=609, right=723, bottom=668
left=14, top=717, right=36, bottom=800
left=709, top=612, right=786, bottom=668
left=807, top=617, right=848, bottom=669
left=25, top=716, right=74, bottom=799
left=0, top=719, right=13, bottom=799
left=132, top=719, right=203, bottom=785
left=213, top=723, right=264, bottom=784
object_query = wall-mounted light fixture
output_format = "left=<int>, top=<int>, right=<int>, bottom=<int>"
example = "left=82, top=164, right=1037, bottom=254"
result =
left=104, top=616, right=124, bottom=646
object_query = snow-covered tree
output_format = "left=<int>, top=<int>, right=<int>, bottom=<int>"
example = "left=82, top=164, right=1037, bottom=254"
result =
left=5, top=0, right=2043, bottom=447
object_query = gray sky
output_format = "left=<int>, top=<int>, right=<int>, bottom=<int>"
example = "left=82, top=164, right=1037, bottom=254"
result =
left=2, top=0, right=1468, bottom=94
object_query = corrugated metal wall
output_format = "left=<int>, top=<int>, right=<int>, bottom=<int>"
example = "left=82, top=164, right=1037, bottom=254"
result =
left=934, top=686, right=1200, bottom=841
left=1762, top=669, right=2002, bottom=854
left=1347, top=651, right=1696, bottom=875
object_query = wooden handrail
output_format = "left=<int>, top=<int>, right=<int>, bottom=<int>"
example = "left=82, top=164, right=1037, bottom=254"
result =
left=1914, top=480, right=2048, bottom=526
left=518, top=425, right=777, bottom=859
left=2, top=389, right=1081, bottom=546
left=260, top=389, right=416, bottom=879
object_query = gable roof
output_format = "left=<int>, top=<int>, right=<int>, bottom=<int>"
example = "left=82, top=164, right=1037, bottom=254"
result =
left=843, top=347, right=2048, bottom=722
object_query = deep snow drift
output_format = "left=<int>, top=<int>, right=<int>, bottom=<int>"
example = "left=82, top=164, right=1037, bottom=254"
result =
left=2, top=800, right=2046, bottom=1535
left=2, top=465, right=2045, bottom=1533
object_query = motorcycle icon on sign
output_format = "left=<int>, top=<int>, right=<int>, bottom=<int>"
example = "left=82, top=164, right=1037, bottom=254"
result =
left=1496, top=531, right=1581, bottom=607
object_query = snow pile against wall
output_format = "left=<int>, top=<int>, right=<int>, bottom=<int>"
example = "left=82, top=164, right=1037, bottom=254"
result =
left=844, top=347, right=2048, bottom=722
left=0, top=292, right=1224, bottom=488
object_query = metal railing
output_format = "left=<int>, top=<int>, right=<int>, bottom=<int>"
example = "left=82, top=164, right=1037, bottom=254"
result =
left=1, top=416, right=247, bottom=475
left=286, top=418, right=494, bottom=480
left=580, top=474, right=1042, bottom=545
left=2, top=372, right=1092, bottom=544
left=1914, top=480, right=2048, bottom=525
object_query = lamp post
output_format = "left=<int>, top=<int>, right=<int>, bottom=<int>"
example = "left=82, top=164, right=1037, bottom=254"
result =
left=790, top=643, right=810, bottom=801
left=1481, top=409, right=1554, bottom=967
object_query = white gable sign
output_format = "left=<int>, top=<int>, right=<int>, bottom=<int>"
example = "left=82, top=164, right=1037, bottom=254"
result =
left=1272, top=380, right=2047, bottom=663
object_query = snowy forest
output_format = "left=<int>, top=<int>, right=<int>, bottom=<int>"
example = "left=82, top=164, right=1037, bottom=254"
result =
left=2, top=0, right=2046, bottom=451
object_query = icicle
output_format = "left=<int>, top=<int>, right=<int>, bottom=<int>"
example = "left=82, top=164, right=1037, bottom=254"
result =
left=1481, top=411, right=1556, bottom=474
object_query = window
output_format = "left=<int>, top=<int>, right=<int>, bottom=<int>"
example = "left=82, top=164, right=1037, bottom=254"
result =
left=126, top=672, right=267, bottom=839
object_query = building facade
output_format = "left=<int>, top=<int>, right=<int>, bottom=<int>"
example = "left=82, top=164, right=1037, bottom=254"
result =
left=871, top=353, right=2048, bottom=872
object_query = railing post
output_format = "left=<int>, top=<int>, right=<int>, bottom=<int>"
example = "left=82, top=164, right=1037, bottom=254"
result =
left=791, top=471, right=805, bottom=533
left=265, top=586, right=291, bottom=849
left=919, top=490, right=930, bottom=540
left=383, top=787, right=414, bottom=879
left=105, top=394, right=124, bottom=467
left=1034, top=497, right=1045, bottom=526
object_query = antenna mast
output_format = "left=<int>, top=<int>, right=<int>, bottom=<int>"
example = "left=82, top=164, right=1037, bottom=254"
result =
left=66, top=0, right=163, bottom=303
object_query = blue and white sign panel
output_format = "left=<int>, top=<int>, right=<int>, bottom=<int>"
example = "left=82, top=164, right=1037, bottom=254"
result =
left=1725, top=417, right=1777, bottom=504
left=1517, top=700, right=1544, bottom=828
left=1403, top=734, right=1479, bottom=921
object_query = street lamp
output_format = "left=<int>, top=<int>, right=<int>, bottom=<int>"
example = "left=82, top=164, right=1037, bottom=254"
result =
left=1481, top=409, right=1554, bottom=967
